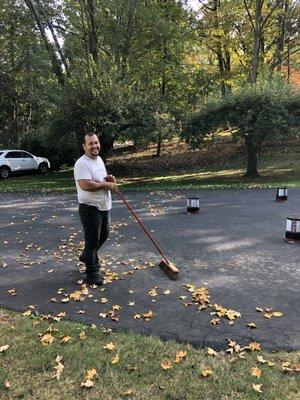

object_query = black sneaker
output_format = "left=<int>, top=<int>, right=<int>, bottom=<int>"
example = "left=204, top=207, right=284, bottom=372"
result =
left=84, top=274, right=103, bottom=286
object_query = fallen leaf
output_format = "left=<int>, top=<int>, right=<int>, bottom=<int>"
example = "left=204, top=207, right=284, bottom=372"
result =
left=57, top=312, right=66, bottom=318
left=273, top=311, right=284, bottom=317
left=103, top=342, right=115, bottom=351
left=174, top=350, right=187, bottom=363
left=161, top=360, right=172, bottom=370
left=246, top=322, right=258, bottom=329
left=53, top=355, right=64, bottom=380
left=128, top=301, right=135, bottom=306
left=211, top=318, right=220, bottom=325
left=252, top=384, right=263, bottom=393
left=257, top=355, right=267, bottom=364
left=201, top=369, right=213, bottom=378
left=149, top=288, right=158, bottom=297
left=111, top=354, right=120, bottom=364
left=247, top=342, right=261, bottom=351
left=251, top=367, right=262, bottom=378
left=0, top=345, right=10, bottom=353
left=7, top=288, right=18, bottom=296
left=100, top=298, right=108, bottom=304
left=79, top=332, right=87, bottom=340
left=86, top=369, right=97, bottom=380
left=61, top=336, right=72, bottom=344
left=80, top=379, right=94, bottom=388
left=163, top=290, right=171, bottom=295
left=207, top=348, right=218, bottom=356
left=40, top=333, right=55, bottom=346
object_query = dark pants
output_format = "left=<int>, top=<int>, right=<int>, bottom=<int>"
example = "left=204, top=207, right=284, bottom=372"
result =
left=79, top=204, right=110, bottom=277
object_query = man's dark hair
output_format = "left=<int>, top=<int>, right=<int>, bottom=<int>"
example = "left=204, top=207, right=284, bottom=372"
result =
left=82, top=132, right=99, bottom=144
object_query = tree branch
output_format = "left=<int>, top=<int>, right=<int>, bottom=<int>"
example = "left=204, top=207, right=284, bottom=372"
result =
left=243, top=0, right=255, bottom=30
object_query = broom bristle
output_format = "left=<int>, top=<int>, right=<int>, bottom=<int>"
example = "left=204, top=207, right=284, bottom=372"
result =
left=159, top=258, right=179, bottom=280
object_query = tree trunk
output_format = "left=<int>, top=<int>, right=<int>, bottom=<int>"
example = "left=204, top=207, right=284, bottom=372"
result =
left=86, top=0, right=99, bottom=63
left=24, top=0, right=66, bottom=85
left=244, top=135, right=259, bottom=177
left=156, top=133, right=163, bottom=157
left=251, top=0, right=263, bottom=84
left=99, top=136, right=114, bottom=161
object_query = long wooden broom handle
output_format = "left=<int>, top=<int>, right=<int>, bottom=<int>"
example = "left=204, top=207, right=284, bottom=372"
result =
left=117, top=189, right=167, bottom=260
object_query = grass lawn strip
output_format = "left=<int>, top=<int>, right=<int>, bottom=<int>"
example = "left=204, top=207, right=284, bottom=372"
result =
left=0, top=309, right=299, bottom=399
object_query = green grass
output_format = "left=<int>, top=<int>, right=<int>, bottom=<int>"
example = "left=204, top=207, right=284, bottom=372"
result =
left=0, top=309, right=299, bottom=399
left=0, top=148, right=300, bottom=193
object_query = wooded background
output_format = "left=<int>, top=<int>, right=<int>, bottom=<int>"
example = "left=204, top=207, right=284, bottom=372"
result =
left=0, top=0, right=299, bottom=175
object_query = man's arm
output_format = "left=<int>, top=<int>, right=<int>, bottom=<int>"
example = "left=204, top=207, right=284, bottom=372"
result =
left=78, top=179, right=118, bottom=193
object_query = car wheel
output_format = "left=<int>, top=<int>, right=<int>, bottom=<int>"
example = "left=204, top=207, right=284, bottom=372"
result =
left=0, top=166, right=10, bottom=179
left=38, top=163, right=49, bottom=174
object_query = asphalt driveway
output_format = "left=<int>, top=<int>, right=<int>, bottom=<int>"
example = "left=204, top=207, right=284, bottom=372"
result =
left=0, top=189, right=299, bottom=350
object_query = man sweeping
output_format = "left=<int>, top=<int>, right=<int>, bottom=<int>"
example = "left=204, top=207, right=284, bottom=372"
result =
left=74, top=132, right=118, bottom=285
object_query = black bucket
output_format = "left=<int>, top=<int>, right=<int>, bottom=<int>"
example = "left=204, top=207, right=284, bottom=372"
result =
left=285, top=216, right=300, bottom=243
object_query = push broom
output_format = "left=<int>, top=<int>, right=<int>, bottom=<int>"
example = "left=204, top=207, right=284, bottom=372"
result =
left=117, top=189, right=179, bottom=280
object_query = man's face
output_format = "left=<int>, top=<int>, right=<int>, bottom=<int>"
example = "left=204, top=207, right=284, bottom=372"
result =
left=83, top=134, right=101, bottom=158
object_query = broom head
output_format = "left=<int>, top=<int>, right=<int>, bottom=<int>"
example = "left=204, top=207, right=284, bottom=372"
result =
left=159, top=258, right=179, bottom=280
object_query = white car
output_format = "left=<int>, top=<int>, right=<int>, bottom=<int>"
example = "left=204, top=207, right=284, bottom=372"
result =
left=0, top=150, right=50, bottom=179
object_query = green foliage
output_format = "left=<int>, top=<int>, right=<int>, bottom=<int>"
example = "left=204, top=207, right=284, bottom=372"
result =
left=183, top=81, right=299, bottom=176
left=184, top=81, right=293, bottom=144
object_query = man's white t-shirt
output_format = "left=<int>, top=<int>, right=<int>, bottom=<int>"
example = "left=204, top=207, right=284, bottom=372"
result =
left=74, top=154, right=112, bottom=211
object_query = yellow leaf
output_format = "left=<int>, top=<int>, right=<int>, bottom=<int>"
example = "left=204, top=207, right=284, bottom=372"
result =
left=163, top=290, right=171, bottom=295
left=207, top=348, right=218, bottom=356
left=91, top=324, right=97, bottom=329
left=100, top=298, right=108, bottom=304
left=70, top=291, right=84, bottom=301
left=56, top=312, right=66, bottom=318
left=80, top=379, right=94, bottom=388
left=53, top=357, right=64, bottom=380
left=246, top=322, right=258, bottom=329
left=99, top=313, right=107, bottom=318
left=201, top=369, right=213, bottom=378
left=22, top=310, right=32, bottom=316
left=252, top=384, right=263, bottom=393
left=149, top=288, right=158, bottom=297
left=133, top=314, right=141, bottom=319
left=143, top=311, right=153, bottom=320
left=273, top=311, right=284, bottom=317
left=61, top=336, right=72, bottom=344
left=210, top=318, right=220, bottom=325
left=247, top=342, right=261, bottom=351
left=61, top=298, right=70, bottom=303
left=7, top=288, right=18, bottom=296
left=128, top=301, right=135, bottom=306
left=257, top=355, right=267, bottom=363
left=103, top=342, right=115, bottom=351
left=86, top=369, right=97, bottom=380
left=79, top=331, right=87, bottom=340
left=161, top=360, right=172, bottom=370
left=267, top=361, right=275, bottom=367
left=251, top=367, right=262, bottom=378
left=0, top=345, right=10, bottom=353
left=111, top=354, right=120, bottom=364
left=174, top=350, right=187, bottom=363
left=40, top=333, right=55, bottom=346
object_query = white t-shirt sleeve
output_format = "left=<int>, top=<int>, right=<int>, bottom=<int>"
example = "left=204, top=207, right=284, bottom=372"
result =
left=74, top=160, right=91, bottom=181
